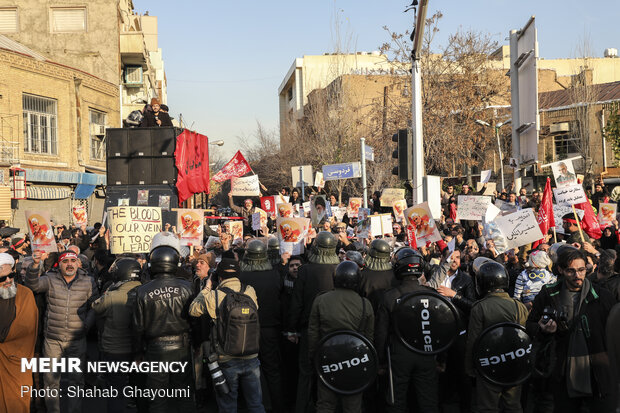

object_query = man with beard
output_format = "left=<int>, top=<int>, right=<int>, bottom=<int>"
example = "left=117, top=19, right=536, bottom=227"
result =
left=287, top=231, right=340, bottom=413
left=26, top=250, right=98, bottom=413
left=239, top=240, right=285, bottom=412
left=0, top=253, right=38, bottom=412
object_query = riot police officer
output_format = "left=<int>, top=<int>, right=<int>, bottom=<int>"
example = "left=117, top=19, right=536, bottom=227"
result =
left=92, top=257, right=142, bottom=413
left=308, top=261, right=374, bottom=412
left=288, top=231, right=340, bottom=413
left=133, top=232, right=195, bottom=413
left=374, top=248, right=440, bottom=413
left=465, top=260, right=528, bottom=413
left=239, top=240, right=285, bottom=413
left=360, top=239, right=396, bottom=312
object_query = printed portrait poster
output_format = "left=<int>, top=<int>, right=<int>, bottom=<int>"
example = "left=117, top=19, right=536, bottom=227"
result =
left=177, top=209, right=204, bottom=246
left=551, top=159, right=577, bottom=188
left=72, top=205, right=87, bottom=226
left=314, top=171, right=325, bottom=189
left=137, top=189, right=149, bottom=206
left=252, top=208, right=268, bottom=231
left=277, top=217, right=310, bottom=255
left=598, top=203, right=617, bottom=227
left=348, top=198, right=362, bottom=217
left=226, top=220, right=244, bottom=245
left=508, top=158, right=519, bottom=169
left=260, top=196, right=277, bottom=219
left=358, top=208, right=371, bottom=221
left=158, top=195, right=170, bottom=211
left=25, top=210, right=57, bottom=253
left=310, top=195, right=327, bottom=227
left=276, top=203, right=294, bottom=218
left=393, top=199, right=408, bottom=223
left=404, top=202, right=442, bottom=244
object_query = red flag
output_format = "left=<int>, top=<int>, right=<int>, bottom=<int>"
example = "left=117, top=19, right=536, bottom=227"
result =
left=261, top=196, right=276, bottom=219
left=533, top=178, right=554, bottom=248
left=174, top=130, right=211, bottom=205
left=407, top=225, right=417, bottom=249
left=575, top=195, right=603, bottom=240
left=212, top=151, right=251, bottom=182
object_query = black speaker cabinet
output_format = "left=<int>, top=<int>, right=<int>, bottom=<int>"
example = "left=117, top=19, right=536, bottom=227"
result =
left=107, top=158, right=130, bottom=185
left=129, top=157, right=152, bottom=185
left=151, top=127, right=177, bottom=156
left=152, top=157, right=176, bottom=184
left=127, top=128, right=153, bottom=157
left=107, top=128, right=127, bottom=157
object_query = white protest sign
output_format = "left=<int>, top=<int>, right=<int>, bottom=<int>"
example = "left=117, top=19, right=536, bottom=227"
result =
left=494, top=208, right=544, bottom=249
left=291, top=165, right=313, bottom=188
left=553, top=184, right=587, bottom=206
left=231, top=175, right=260, bottom=196
left=314, top=172, right=325, bottom=188
left=485, top=203, right=501, bottom=223
left=457, top=196, right=492, bottom=221
left=551, top=159, right=577, bottom=188
left=381, top=214, right=393, bottom=236
left=480, top=170, right=492, bottom=184
left=476, top=182, right=496, bottom=196
left=108, top=206, right=162, bottom=254
left=553, top=204, right=584, bottom=234
left=331, top=206, right=346, bottom=222
left=380, top=188, right=406, bottom=207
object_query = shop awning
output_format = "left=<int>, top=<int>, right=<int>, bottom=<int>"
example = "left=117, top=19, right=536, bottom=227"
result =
left=26, top=186, right=71, bottom=200
left=74, top=184, right=96, bottom=199
left=24, top=168, right=106, bottom=185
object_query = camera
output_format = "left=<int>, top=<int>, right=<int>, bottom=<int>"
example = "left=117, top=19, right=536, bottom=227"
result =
left=541, top=306, right=567, bottom=323
left=206, top=354, right=230, bottom=395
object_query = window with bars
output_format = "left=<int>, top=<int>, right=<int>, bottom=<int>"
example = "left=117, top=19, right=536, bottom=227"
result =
left=554, top=133, right=580, bottom=159
left=22, top=94, right=57, bottom=155
left=89, top=109, right=106, bottom=160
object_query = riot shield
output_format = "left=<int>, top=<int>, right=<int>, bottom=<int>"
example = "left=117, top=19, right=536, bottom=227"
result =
left=473, top=322, right=533, bottom=386
left=393, top=290, right=459, bottom=354
left=313, top=330, right=378, bottom=395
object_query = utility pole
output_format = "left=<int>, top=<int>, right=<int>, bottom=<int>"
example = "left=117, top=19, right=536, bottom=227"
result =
left=361, top=138, right=368, bottom=208
left=410, top=0, right=429, bottom=205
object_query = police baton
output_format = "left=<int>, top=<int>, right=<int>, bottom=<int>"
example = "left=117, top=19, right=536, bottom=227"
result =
left=386, top=344, right=395, bottom=406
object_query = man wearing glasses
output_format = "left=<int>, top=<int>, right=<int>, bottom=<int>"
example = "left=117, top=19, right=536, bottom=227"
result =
left=527, top=247, right=616, bottom=411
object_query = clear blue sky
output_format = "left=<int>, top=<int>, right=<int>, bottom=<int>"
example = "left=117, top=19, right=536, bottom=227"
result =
left=134, top=0, right=620, bottom=158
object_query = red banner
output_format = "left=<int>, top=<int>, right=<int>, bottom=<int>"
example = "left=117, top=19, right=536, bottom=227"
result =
left=533, top=177, right=554, bottom=249
left=174, top=130, right=210, bottom=205
left=212, top=151, right=251, bottom=182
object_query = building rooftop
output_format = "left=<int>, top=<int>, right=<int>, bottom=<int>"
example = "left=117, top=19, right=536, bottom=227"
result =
left=539, top=80, right=620, bottom=110
left=0, top=34, right=48, bottom=61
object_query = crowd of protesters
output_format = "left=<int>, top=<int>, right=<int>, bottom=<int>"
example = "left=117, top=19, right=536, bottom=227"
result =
left=0, top=176, right=619, bottom=413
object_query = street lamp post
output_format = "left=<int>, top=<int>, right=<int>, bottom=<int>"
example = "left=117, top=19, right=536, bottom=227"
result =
left=475, top=119, right=509, bottom=191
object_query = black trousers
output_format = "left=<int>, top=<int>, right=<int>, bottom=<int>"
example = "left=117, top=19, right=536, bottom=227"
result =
left=145, top=346, right=196, bottom=413
left=259, top=327, right=285, bottom=413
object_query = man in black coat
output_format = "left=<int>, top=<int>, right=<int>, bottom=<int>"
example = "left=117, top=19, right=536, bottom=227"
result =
left=238, top=240, right=284, bottom=413
left=360, top=239, right=395, bottom=312
left=287, top=232, right=340, bottom=413
left=140, top=98, right=173, bottom=127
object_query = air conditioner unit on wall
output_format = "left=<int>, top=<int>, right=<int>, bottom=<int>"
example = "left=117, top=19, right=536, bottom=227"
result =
left=90, top=124, right=106, bottom=136
left=550, top=122, right=570, bottom=134
left=124, top=66, right=143, bottom=84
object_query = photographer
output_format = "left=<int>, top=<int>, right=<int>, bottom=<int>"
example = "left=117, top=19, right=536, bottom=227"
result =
left=527, top=247, right=616, bottom=412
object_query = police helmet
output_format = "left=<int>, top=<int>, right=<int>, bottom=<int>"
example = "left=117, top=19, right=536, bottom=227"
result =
left=368, top=239, right=391, bottom=260
left=472, top=257, right=493, bottom=274
left=149, top=246, right=180, bottom=274
left=245, top=240, right=268, bottom=261
left=109, top=258, right=141, bottom=282
left=268, top=237, right=280, bottom=251
left=334, top=261, right=362, bottom=290
left=475, top=261, right=509, bottom=296
left=393, top=247, right=424, bottom=279
left=316, top=231, right=337, bottom=249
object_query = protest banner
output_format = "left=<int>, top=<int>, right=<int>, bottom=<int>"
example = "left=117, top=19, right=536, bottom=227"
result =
left=553, top=184, right=587, bottom=206
left=276, top=203, right=294, bottom=218
left=72, top=205, right=87, bottom=226
left=331, top=206, right=346, bottom=222
left=177, top=209, right=203, bottom=246
left=476, top=182, right=497, bottom=196
left=494, top=208, right=544, bottom=249
left=480, top=170, right=492, bottom=184
left=393, top=199, right=407, bottom=223
left=277, top=217, right=310, bottom=255
left=108, top=207, right=162, bottom=254
left=457, top=196, right=492, bottom=221
left=310, top=195, right=327, bottom=226
left=404, top=202, right=442, bottom=244
left=260, top=196, right=277, bottom=219
left=252, top=208, right=268, bottom=231
left=348, top=198, right=362, bottom=217
left=551, top=159, right=577, bottom=188
left=380, top=188, right=406, bottom=207
left=598, top=203, right=617, bottom=227
left=212, top=150, right=251, bottom=182
left=25, top=210, right=58, bottom=253
left=226, top=221, right=244, bottom=245
left=231, top=175, right=260, bottom=197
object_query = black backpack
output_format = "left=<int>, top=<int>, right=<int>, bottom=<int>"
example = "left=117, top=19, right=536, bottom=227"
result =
left=213, top=285, right=260, bottom=357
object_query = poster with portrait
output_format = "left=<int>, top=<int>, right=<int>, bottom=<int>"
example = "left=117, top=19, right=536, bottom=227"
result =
left=177, top=209, right=204, bottom=246
left=260, top=196, right=277, bottom=219
left=404, top=202, right=442, bottom=244
left=72, top=205, right=87, bottom=226
left=226, top=221, right=244, bottom=245
left=392, top=199, right=407, bottom=223
left=508, top=158, right=519, bottom=169
left=348, top=198, right=362, bottom=217
left=251, top=208, right=268, bottom=231
left=551, top=159, right=577, bottom=188
left=137, top=190, right=149, bottom=206
left=25, top=210, right=58, bottom=253
left=158, top=195, right=170, bottom=211
left=310, top=195, right=327, bottom=227
left=276, top=217, right=310, bottom=255
left=598, top=203, right=617, bottom=228
left=276, top=203, right=294, bottom=218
